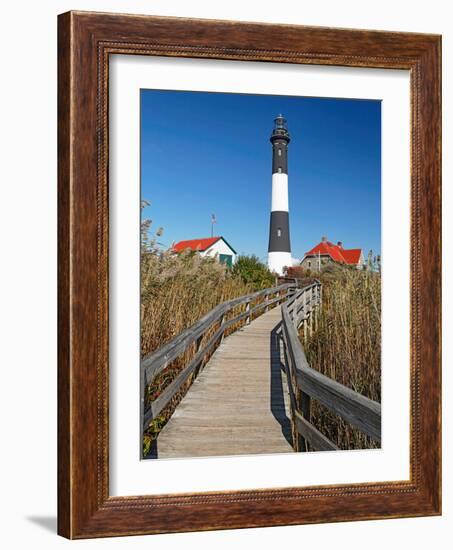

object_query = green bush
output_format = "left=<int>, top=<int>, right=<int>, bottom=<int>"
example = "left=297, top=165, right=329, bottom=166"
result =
left=232, top=255, right=275, bottom=290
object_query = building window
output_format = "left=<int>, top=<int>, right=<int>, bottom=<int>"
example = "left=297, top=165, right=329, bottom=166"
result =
left=308, top=261, right=311, bottom=268
left=277, top=228, right=281, bottom=237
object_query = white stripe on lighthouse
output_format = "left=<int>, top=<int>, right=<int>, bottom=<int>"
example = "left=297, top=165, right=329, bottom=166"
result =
left=271, top=173, right=289, bottom=211
left=268, top=251, right=292, bottom=275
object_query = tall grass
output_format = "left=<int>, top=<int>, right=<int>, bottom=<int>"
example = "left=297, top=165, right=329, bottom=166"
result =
left=140, top=206, right=264, bottom=455
left=141, top=249, right=251, bottom=358
left=301, top=268, right=381, bottom=450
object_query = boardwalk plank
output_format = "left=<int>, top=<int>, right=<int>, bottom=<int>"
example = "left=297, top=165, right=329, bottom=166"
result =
left=156, top=306, right=294, bottom=459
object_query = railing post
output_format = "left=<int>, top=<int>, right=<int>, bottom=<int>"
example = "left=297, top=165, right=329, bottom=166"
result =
left=309, top=286, right=314, bottom=337
left=195, top=334, right=204, bottom=352
left=219, top=313, right=226, bottom=343
left=314, top=285, right=319, bottom=331
left=192, top=332, right=206, bottom=381
left=299, top=390, right=311, bottom=452
left=292, top=374, right=311, bottom=452
left=292, top=292, right=298, bottom=324
left=285, top=336, right=303, bottom=452
left=297, top=289, right=303, bottom=323
left=140, top=368, right=146, bottom=456
left=303, top=289, right=308, bottom=341
left=246, top=300, right=251, bottom=324
left=265, top=292, right=269, bottom=313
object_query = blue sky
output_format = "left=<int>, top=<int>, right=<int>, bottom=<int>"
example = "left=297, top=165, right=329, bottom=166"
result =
left=141, top=89, right=381, bottom=262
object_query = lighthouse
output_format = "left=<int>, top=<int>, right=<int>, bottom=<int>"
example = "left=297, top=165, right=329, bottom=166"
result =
left=267, top=114, right=292, bottom=275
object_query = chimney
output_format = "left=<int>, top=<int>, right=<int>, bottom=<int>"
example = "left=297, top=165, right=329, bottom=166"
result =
left=321, top=236, right=327, bottom=242
left=337, top=241, right=343, bottom=248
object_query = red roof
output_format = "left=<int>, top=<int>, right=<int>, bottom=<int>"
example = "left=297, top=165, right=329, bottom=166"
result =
left=304, top=240, right=362, bottom=265
left=341, top=248, right=362, bottom=265
left=173, top=237, right=221, bottom=253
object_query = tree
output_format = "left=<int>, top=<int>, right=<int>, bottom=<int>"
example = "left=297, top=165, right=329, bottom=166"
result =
left=232, top=255, right=275, bottom=290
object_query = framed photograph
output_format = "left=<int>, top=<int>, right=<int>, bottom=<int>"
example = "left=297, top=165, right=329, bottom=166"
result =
left=58, top=11, right=441, bottom=538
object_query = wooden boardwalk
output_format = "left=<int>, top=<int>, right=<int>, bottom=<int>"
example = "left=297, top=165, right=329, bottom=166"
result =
left=156, top=306, right=294, bottom=459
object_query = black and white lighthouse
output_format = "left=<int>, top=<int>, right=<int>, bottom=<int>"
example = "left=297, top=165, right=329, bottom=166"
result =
left=268, top=114, right=292, bottom=275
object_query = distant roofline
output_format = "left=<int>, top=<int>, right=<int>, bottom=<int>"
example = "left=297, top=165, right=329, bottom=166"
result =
left=215, top=236, right=237, bottom=255
left=173, top=236, right=237, bottom=255
left=303, top=240, right=363, bottom=265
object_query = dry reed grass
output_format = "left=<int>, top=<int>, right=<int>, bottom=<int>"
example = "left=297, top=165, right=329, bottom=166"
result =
left=141, top=243, right=253, bottom=456
left=301, top=267, right=381, bottom=450
left=141, top=249, right=251, bottom=357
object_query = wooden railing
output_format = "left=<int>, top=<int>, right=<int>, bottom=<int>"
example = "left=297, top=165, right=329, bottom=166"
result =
left=280, top=282, right=381, bottom=452
left=141, top=283, right=296, bottom=441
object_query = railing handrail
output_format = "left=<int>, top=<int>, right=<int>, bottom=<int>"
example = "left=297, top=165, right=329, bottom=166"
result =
left=141, top=282, right=294, bottom=383
left=280, top=281, right=381, bottom=451
left=141, top=282, right=296, bottom=434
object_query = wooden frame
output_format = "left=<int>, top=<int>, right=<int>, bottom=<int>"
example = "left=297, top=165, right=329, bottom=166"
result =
left=58, top=11, right=441, bottom=539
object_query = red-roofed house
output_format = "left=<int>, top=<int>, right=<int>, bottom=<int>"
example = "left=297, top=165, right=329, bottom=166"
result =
left=300, top=237, right=364, bottom=271
left=172, top=236, right=237, bottom=268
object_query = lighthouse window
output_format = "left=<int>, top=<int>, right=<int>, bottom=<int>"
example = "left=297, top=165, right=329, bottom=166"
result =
left=278, top=167, right=282, bottom=173
left=278, top=149, right=282, bottom=156
left=277, top=228, right=282, bottom=237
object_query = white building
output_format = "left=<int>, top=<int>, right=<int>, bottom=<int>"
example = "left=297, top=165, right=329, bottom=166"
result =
left=173, top=236, right=237, bottom=268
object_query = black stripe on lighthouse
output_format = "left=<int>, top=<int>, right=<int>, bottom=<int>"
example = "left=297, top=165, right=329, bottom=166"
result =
left=272, top=140, right=288, bottom=174
left=268, top=211, right=291, bottom=251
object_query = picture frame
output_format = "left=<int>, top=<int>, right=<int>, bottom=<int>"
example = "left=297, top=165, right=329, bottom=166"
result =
left=58, top=10, right=441, bottom=538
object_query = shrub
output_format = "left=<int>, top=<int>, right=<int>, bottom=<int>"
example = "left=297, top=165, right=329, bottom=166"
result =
left=284, top=265, right=308, bottom=279
left=231, top=254, right=275, bottom=289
